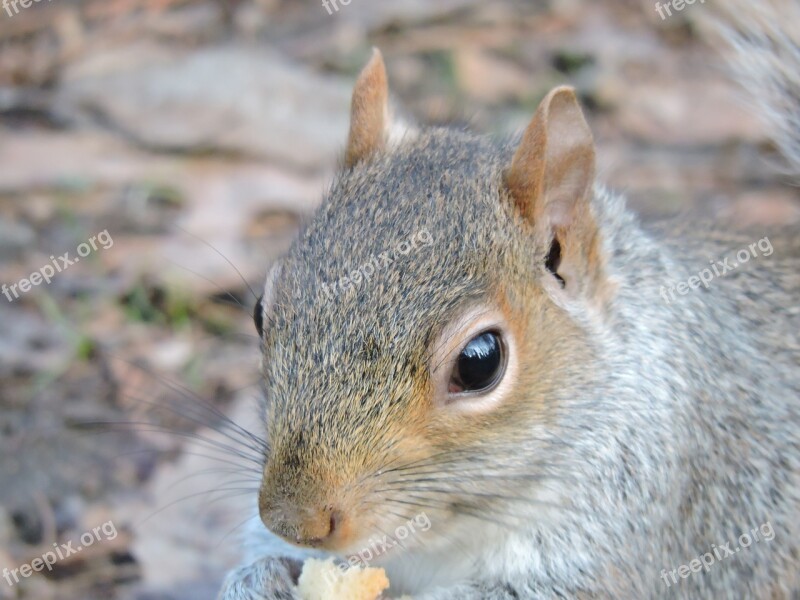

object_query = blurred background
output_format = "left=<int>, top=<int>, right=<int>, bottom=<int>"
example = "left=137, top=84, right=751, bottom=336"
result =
left=0, top=0, right=798, bottom=598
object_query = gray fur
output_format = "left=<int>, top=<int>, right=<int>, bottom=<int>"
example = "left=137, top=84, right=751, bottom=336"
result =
left=218, top=9, right=800, bottom=600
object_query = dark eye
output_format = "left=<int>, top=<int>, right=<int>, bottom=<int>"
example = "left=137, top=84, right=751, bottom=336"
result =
left=253, top=295, right=264, bottom=337
left=449, top=330, right=505, bottom=394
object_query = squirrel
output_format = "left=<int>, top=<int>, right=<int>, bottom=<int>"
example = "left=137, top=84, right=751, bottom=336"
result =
left=218, top=3, right=800, bottom=599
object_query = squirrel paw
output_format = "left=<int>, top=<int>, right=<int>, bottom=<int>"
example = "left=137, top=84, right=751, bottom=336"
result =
left=217, top=556, right=303, bottom=600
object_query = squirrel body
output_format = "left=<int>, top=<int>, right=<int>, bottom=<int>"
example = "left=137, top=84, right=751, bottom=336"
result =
left=219, top=4, right=800, bottom=598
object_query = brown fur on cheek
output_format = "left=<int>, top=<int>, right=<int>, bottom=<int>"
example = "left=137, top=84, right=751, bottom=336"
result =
left=494, top=285, right=593, bottom=432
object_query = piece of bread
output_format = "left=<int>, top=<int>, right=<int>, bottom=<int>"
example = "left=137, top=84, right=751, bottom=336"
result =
left=297, top=558, right=390, bottom=600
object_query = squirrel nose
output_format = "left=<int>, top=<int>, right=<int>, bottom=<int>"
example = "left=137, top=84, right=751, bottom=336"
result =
left=260, top=499, right=342, bottom=548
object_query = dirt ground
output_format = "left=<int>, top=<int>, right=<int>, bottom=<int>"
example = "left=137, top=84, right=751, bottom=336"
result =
left=0, top=0, right=798, bottom=599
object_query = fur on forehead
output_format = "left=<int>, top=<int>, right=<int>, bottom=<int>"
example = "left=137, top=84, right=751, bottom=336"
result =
left=263, top=129, right=536, bottom=353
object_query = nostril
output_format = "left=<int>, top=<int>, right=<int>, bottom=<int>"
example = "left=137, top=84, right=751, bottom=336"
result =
left=300, top=507, right=341, bottom=547
left=328, top=509, right=339, bottom=537
left=261, top=499, right=344, bottom=548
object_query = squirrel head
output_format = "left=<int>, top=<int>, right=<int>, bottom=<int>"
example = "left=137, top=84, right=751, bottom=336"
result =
left=255, top=49, right=610, bottom=555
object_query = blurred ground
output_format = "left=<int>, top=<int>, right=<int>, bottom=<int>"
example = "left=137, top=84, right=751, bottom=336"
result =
left=0, top=0, right=798, bottom=599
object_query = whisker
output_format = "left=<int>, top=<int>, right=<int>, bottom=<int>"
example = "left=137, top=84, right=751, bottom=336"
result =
left=106, top=355, right=269, bottom=454
left=215, top=514, right=260, bottom=548
left=136, top=486, right=261, bottom=526
left=165, top=257, right=253, bottom=316
left=80, top=423, right=265, bottom=466
left=175, top=224, right=260, bottom=302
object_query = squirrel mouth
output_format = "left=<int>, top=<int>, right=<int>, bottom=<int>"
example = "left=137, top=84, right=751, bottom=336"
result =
left=343, top=531, right=407, bottom=566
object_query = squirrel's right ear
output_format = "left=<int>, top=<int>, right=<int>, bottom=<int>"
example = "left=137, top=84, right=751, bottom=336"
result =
left=345, top=48, right=390, bottom=168
left=505, top=87, right=602, bottom=297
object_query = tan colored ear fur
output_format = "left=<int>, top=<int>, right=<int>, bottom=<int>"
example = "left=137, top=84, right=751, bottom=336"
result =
left=505, top=86, right=602, bottom=296
left=345, top=48, right=389, bottom=167
left=506, top=86, right=595, bottom=232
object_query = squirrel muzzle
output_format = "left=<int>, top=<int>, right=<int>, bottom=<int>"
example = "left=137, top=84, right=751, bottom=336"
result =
left=259, top=485, right=349, bottom=550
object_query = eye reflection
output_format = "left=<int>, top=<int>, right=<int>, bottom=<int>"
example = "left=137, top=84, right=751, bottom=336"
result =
left=449, top=331, right=505, bottom=394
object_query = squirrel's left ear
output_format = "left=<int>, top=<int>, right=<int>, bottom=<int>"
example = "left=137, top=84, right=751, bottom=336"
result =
left=504, top=86, right=603, bottom=298
left=345, top=48, right=416, bottom=167
left=345, top=48, right=390, bottom=167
